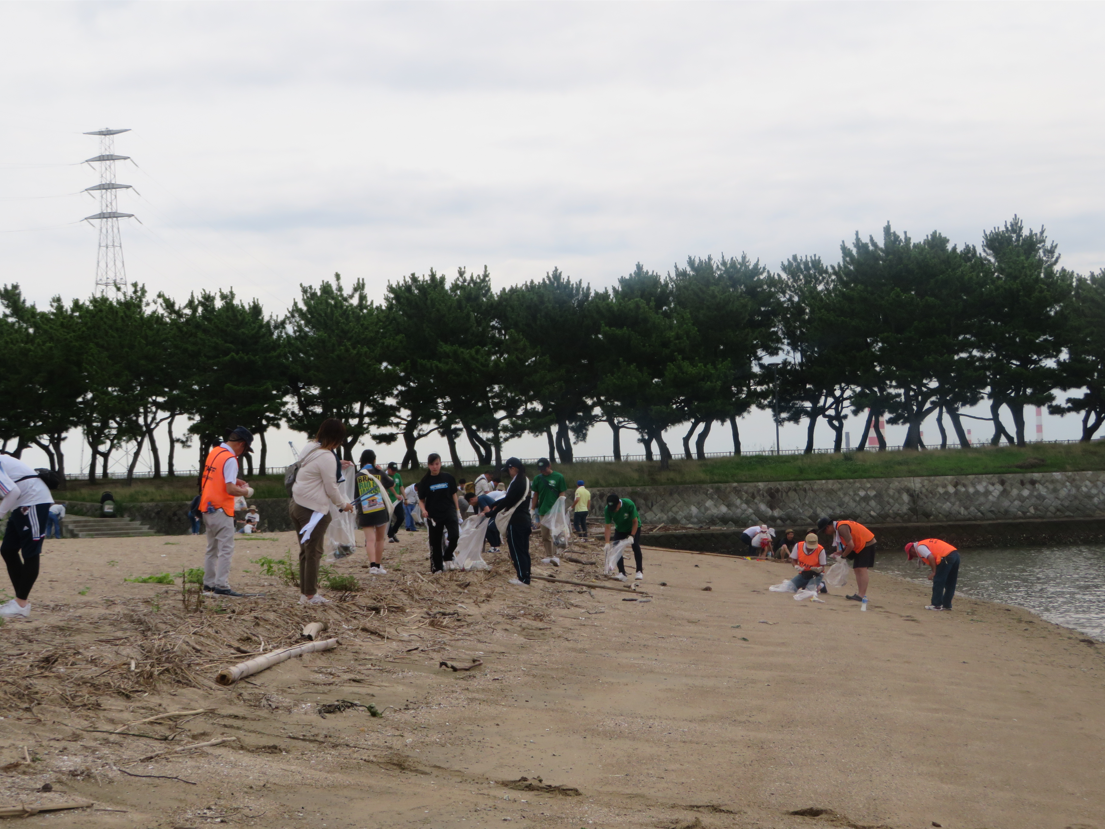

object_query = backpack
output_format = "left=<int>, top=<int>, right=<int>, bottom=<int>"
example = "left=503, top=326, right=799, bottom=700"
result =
left=284, top=446, right=327, bottom=497
left=17, top=468, right=61, bottom=491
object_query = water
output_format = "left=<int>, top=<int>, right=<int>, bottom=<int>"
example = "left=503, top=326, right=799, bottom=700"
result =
left=877, top=545, right=1105, bottom=641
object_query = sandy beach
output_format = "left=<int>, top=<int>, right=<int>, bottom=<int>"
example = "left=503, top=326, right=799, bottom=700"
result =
left=0, top=529, right=1102, bottom=828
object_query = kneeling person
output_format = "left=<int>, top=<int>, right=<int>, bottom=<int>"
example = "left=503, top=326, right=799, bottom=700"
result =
left=790, top=532, right=828, bottom=593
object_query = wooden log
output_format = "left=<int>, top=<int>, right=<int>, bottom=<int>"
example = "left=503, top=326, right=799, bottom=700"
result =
left=215, top=638, right=339, bottom=686
left=0, top=800, right=93, bottom=818
left=302, top=621, right=329, bottom=640
left=530, top=574, right=649, bottom=596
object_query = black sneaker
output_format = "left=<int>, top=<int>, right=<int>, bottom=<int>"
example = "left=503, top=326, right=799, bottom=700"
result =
left=202, top=584, right=215, bottom=593
left=211, top=587, right=246, bottom=597
left=845, top=594, right=863, bottom=602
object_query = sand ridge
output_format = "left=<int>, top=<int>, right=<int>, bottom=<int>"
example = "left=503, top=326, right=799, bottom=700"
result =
left=0, top=529, right=1102, bottom=828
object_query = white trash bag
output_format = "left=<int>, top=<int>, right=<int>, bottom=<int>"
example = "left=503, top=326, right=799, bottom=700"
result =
left=540, top=496, right=572, bottom=548
left=604, top=538, right=634, bottom=574
left=824, top=560, right=850, bottom=588
left=794, top=588, right=818, bottom=601
left=325, top=474, right=358, bottom=559
left=768, top=580, right=798, bottom=593
left=454, top=514, right=491, bottom=571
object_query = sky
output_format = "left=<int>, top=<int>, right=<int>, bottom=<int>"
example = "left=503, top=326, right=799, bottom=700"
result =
left=2, top=1, right=1104, bottom=473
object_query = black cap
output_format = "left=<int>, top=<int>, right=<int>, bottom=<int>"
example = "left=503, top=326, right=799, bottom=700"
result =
left=504, top=457, right=524, bottom=470
left=387, top=462, right=398, bottom=470
left=817, top=517, right=832, bottom=532
left=606, top=493, right=620, bottom=506
left=226, top=426, right=254, bottom=454
left=537, top=457, right=550, bottom=469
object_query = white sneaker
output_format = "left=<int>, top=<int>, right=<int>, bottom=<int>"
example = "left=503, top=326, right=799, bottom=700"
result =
left=541, top=556, right=560, bottom=566
left=443, top=560, right=458, bottom=571
left=0, top=599, right=30, bottom=618
left=370, top=565, right=388, bottom=575
left=508, top=578, right=525, bottom=586
left=612, top=573, right=628, bottom=582
left=924, top=605, right=943, bottom=611
left=299, top=594, right=330, bottom=605
left=635, top=571, right=644, bottom=581
left=489, top=547, right=500, bottom=554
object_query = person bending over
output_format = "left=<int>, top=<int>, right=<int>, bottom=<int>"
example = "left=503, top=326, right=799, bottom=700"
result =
left=905, top=538, right=960, bottom=611
left=0, top=454, right=55, bottom=619
left=819, top=516, right=877, bottom=602
left=604, top=493, right=644, bottom=582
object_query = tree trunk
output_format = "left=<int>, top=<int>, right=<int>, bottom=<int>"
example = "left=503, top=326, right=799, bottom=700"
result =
left=166, top=413, right=178, bottom=477
left=804, top=412, right=819, bottom=454
left=855, top=408, right=875, bottom=452
left=936, top=406, right=948, bottom=449
left=641, top=433, right=654, bottom=462
left=146, top=424, right=162, bottom=479
left=1009, top=404, right=1027, bottom=447
left=545, top=426, right=556, bottom=461
left=873, top=411, right=887, bottom=450
left=243, top=452, right=254, bottom=476
left=694, top=419, right=712, bottom=460
left=49, top=432, right=67, bottom=489
left=463, top=423, right=493, bottom=466
left=681, top=418, right=701, bottom=460
left=258, top=429, right=269, bottom=475
left=728, top=416, right=741, bottom=456
left=554, top=418, right=574, bottom=463
left=652, top=428, right=672, bottom=469
left=945, top=406, right=971, bottom=448
left=126, top=433, right=148, bottom=484
left=445, top=428, right=463, bottom=471
left=402, top=423, right=420, bottom=470
left=1081, top=409, right=1105, bottom=441
left=989, top=399, right=1015, bottom=446
left=608, top=415, right=622, bottom=461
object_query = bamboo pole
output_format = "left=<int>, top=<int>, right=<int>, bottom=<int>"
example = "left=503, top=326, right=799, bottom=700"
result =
left=301, top=621, right=328, bottom=640
left=215, top=638, right=339, bottom=686
left=0, top=800, right=93, bottom=818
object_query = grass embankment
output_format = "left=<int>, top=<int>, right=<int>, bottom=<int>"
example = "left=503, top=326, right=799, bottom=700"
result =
left=59, top=441, right=1105, bottom=503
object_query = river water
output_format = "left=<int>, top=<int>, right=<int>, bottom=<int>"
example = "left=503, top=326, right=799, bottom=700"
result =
left=876, top=545, right=1105, bottom=641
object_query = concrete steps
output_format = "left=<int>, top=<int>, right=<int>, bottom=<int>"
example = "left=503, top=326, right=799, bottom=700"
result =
left=63, top=515, right=156, bottom=539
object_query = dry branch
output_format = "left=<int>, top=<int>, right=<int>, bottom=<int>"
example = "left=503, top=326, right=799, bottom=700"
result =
left=530, top=574, right=649, bottom=595
left=0, top=800, right=93, bottom=818
left=215, top=639, right=339, bottom=686
left=137, top=736, right=239, bottom=763
left=116, top=708, right=214, bottom=732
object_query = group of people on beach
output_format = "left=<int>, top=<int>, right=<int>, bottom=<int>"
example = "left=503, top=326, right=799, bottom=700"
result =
left=0, top=421, right=959, bottom=619
left=742, top=519, right=962, bottom=611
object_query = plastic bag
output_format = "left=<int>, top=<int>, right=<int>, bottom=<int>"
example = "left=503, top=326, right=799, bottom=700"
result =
left=604, top=538, right=634, bottom=574
left=794, top=588, right=817, bottom=601
left=453, top=514, right=491, bottom=571
left=540, top=496, right=571, bottom=548
left=768, top=580, right=798, bottom=593
left=824, top=560, right=849, bottom=588
left=324, top=473, right=358, bottom=559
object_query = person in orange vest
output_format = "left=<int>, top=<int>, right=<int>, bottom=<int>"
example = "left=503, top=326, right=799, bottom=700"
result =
left=788, top=532, right=828, bottom=593
left=198, top=427, right=255, bottom=597
left=818, top=516, right=877, bottom=602
left=905, top=538, right=961, bottom=611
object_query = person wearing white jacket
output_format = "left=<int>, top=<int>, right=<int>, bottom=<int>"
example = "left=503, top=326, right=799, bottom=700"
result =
left=0, top=453, right=54, bottom=619
left=289, top=419, right=354, bottom=604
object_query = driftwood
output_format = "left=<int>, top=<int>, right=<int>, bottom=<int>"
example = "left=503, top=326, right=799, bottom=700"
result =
left=302, top=621, right=329, bottom=640
left=530, top=574, right=648, bottom=595
left=136, top=736, right=239, bottom=763
left=438, top=659, right=483, bottom=672
left=0, top=800, right=93, bottom=818
left=111, top=764, right=197, bottom=785
left=215, top=638, right=339, bottom=686
left=115, top=708, right=214, bottom=732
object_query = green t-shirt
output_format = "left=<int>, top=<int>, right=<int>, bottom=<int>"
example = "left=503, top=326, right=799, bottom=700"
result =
left=532, top=471, right=568, bottom=515
left=392, top=472, right=403, bottom=497
left=604, top=498, right=639, bottom=534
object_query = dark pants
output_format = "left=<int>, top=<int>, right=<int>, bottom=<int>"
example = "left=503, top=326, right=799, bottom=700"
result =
left=1, top=504, right=48, bottom=601
left=427, top=511, right=459, bottom=572
left=289, top=501, right=333, bottom=596
left=573, top=510, right=588, bottom=536
left=485, top=520, right=501, bottom=548
left=932, top=551, right=961, bottom=609
left=189, top=514, right=202, bottom=535
left=741, top=531, right=755, bottom=555
left=46, top=512, right=62, bottom=539
left=505, top=520, right=532, bottom=584
left=614, top=528, right=643, bottom=575
left=387, top=503, right=404, bottom=540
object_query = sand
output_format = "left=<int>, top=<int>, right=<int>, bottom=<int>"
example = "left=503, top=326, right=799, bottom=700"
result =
left=0, top=528, right=1102, bottom=829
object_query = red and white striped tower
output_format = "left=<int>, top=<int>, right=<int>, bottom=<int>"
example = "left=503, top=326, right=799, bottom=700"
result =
left=1036, top=407, right=1044, bottom=442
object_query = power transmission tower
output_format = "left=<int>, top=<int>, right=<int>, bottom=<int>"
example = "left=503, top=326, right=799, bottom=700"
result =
left=83, top=128, right=136, bottom=294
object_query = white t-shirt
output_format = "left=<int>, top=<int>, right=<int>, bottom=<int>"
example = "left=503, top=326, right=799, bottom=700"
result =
left=914, top=543, right=935, bottom=561
left=744, top=525, right=774, bottom=538
left=404, top=483, right=419, bottom=505
left=245, top=511, right=260, bottom=526
left=0, top=456, right=54, bottom=512
left=218, top=443, right=239, bottom=484
left=749, top=529, right=775, bottom=548
left=50, top=504, right=66, bottom=518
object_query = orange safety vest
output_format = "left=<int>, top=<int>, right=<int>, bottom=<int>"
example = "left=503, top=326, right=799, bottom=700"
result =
left=916, top=538, right=956, bottom=564
left=797, top=543, right=824, bottom=571
left=199, top=445, right=236, bottom=517
left=837, top=520, right=875, bottom=552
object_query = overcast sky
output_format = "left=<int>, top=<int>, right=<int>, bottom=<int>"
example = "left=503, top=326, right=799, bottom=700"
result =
left=2, top=2, right=1103, bottom=469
